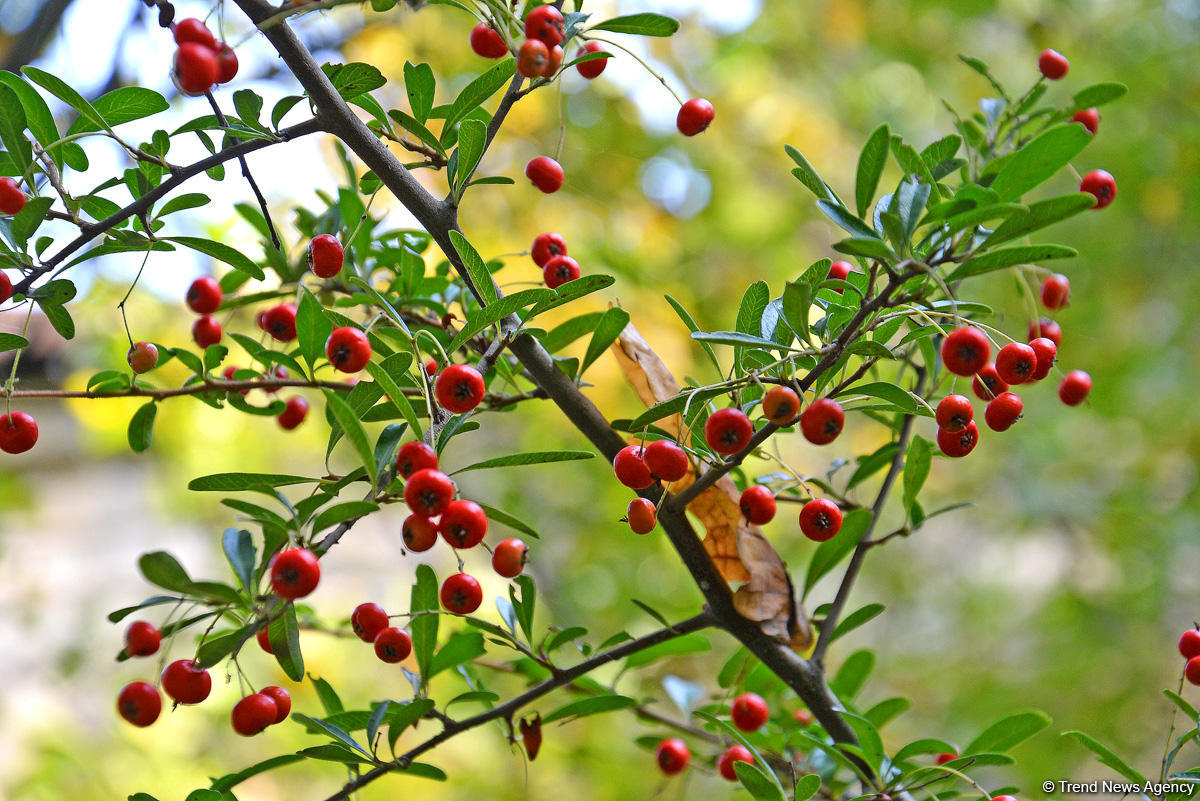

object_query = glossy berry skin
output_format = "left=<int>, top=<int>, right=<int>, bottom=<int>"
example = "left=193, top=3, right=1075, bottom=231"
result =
left=264, top=303, right=298, bottom=342
left=470, top=23, right=508, bottom=58
left=326, top=327, right=371, bottom=373
left=0, top=271, right=12, bottom=304
left=117, top=681, right=162, bottom=727
left=424, top=358, right=438, bottom=377
left=655, top=738, right=690, bottom=776
left=531, top=232, right=567, bottom=266
left=192, top=315, right=222, bottom=348
left=439, top=499, right=488, bottom=549
left=127, top=341, right=159, bottom=374
left=174, top=42, right=219, bottom=96
left=373, top=627, right=413, bottom=663
left=937, top=420, right=979, bottom=458
left=799, top=498, right=843, bottom=542
left=308, top=234, right=344, bottom=278
left=800, top=398, right=844, bottom=445
left=124, top=621, right=162, bottom=657
left=991, top=796, right=1019, bottom=801
left=936, top=394, right=974, bottom=432
left=576, top=41, right=609, bottom=79
left=162, top=659, right=212, bottom=705
left=936, top=752, right=959, bottom=765
left=269, top=548, right=321, bottom=599
left=984, top=392, right=1023, bottom=432
left=516, top=38, right=550, bottom=79
left=1041, top=273, right=1070, bottom=310
left=1059, top=370, right=1092, bottom=406
left=644, top=439, right=689, bottom=482
left=435, top=364, right=486, bottom=413
left=626, top=497, right=657, bottom=534
left=717, top=744, right=754, bottom=781
left=543, top=255, right=580, bottom=289
left=1029, top=337, right=1058, bottom=381
left=492, top=538, right=529, bottom=578
left=827, top=260, right=852, bottom=288
left=1038, top=49, right=1069, bottom=79
left=705, top=407, right=754, bottom=455
left=0, top=411, right=38, bottom=454
left=972, top=364, right=1009, bottom=401
left=256, top=627, right=274, bottom=654
left=1180, top=630, right=1200, bottom=660
left=1072, top=107, right=1099, bottom=134
left=762, top=386, right=801, bottom=425
left=215, top=43, right=238, bottom=84
left=524, top=5, right=565, bottom=47
left=1187, top=657, right=1200, bottom=686
left=542, top=45, right=564, bottom=78
left=0, top=178, right=24, bottom=215
left=277, top=396, right=309, bottom=430
left=186, top=276, right=222, bottom=314
left=677, top=98, right=715, bottom=136
left=995, top=342, right=1038, bottom=385
left=611, top=446, right=653, bottom=490
left=260, top=686, right=291, bottom=724
left=526, top=156, right=564, bottom=193
left=731, top=692, right=770, bottom=732
left=404, top=469, right=456, bottom=517
left=1028, top=318, right=1062, bottom=347
left=1080, top=170, right=1117, bottom=209
left=231, top=693, right=278, bottom=736
left=402, top=514, right=438, bottom=552
left=173, top=18, right=216, bottom=48
left=396, top=441, right=438, bottom=478
left=441, top=573, right=483, bottom=615
left=351, top=602, right=389, bottom=643
left=739, top=486, right=776, bottom=525
left=941, top=326, right=990, bottom=376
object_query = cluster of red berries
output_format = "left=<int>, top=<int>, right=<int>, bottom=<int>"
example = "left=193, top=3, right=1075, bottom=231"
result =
left=1037, top=50, right=1117, bottom=208
left=351, top=602, right=412, bottom=663
left=0, top=177, right=27, bottom=216
left=530, top=232, right=581, bottom=289
left=653, top=692, right=769, bottom=780
left=1179, top=628, right=1200, bottom=685
left=0, top=159, right=37, bottom=452
left=171, top=18, right=238, bottom=97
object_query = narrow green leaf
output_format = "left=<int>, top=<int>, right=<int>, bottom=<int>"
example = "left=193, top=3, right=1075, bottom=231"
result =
left=387, top=109, right=446, bottom=156
left=829, top=603, right=886, bottom=643
left=795, top=773, right=823, bottom=801
left=664, top=294, right=721, bottom=373
left=981, top=193, right=1096, bottom=247
left=829, top=649, right=875, bottom=699
left=855, top=124, right=890, bottom=218
left=411, top=564, right=439, bottom=679
left=733, top=760, right=786, bottom=801
left=296, top=289, right=333, bottom=374
left=452, top=450, right=593, bottom=474
left=322, top=389, right=378, bottom=489
left=817, top=200, right=878, bottom=239
left=138, top=551, right=192, bottom=592
left=441, top=59, right=515, bottom=144
left=947, top=244, right=1077, bottom=281
left=312, top=501, right=378, bottom=534
left=864, top=697, right=911, bottom=728
left=292, top=713, right=371, bottom=758
left=1063, top=731, right=1148, bottom=785
left=525, top=273, right=615, bottom=317
left=310, top=676, right=343, bottom=716
left=428, top=631, right=486, bottom=678
left=127, top=401, right=157, bottom=452
left=588, top=13, right=679, bottom=36
left=957, top=54, right=1009, bottom=101
left=989, top=124, right=1091, bottom=202
left=209, top=755, right=305, bottom=793
left=803, top=509, right=873, bottom=596
left=447, top=288, right=555, bottom=354
left=542, top=694, right=637, bottom=724
left=165, top=236, right=265, bottom=280
left=322, top=62, right=386, bottom=100
left=268, top=604, right=304, bottom=681
left=832, top=236, right=896, bottom=261
left=448, top=230, right=497, bottom=305
left=0, top=333, right=29, bottom=351
left=222, top=528, right=256, bottom=594
left=964, top=710, right=1052, bottom=754
left=107, top=595, right=182, bottom=623
left=477, top=503, right=541, bottom=539
left=65, top=86, right=169, bottom=135
left=902, top=435, right=932, bottom=516
left=297, top=743, right=371, bottom=765
left=453, top=118, right=486, bottom=191
left=893, top=737, right=960, bottom=762
left=403, top=61, right=436, bottom=123
left=895, top=179, right=932, bottom=245
left=196, top=627, right=249, bottom=668
left=628, top=386, right=728, bottom=430
left=365, top=356, right=423, bottom=440
left=785, top=144, right=836, bottom=203
left=581, top=307, right=629, bottom=375
left=0, top=84, right=31, bottom=174
left=0, top=72, right=55, bottom=163
left=1072, top=82, right=1127, bottom=110
left=188, top=472, right=318, bottom=491
left=839, top=381, right=923, bottom=415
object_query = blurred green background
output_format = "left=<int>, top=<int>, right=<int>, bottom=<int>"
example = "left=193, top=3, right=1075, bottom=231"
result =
left=1, top=0, right=1198, bottom=799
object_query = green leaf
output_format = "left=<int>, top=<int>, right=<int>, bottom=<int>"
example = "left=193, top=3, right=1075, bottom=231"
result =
left=817, top=200, right=878, bottom=239
left=271, top=96, right=304, bottom=129
left=829, top=603, right=885, bottom=643
left=589, top=13, right=679, bottom=36
left=22, top=66, right=109, bottom=135
left=0, top=333, right=29, bottom=351
left=269, top=604, right=304, bottom=681
left=540, top=311, right=605, bottom=353
left=864, top=696, right=911, bottom=727
left=841, top=711, right=885, bottom=772
left=947, top=244, right=1077, bottom=281
left=452, top=450, right=593, bottom=474
left=833, top=236, right=896, bottom=261
left=39, top=300, right=74, bottom=339
left=387, top=109, right=446, bottom=156
left=297, top=743, right=372, bottom=765
left=428, top=631, right=486, bottom=678
left=829, top=649, right=874, bottom=699
left=803, top=509, right=873, bottom=596
left=165, top=236, right=265, bottom=280
left=794, top=773, right=823, bottom=801
left=365, top=356, right=423, bottom=441
left=624, top=632, right=709, bottom=668
left=441, top=59, right=515, bottom=145
left=196, top=627, right=249, bottom=668
left=1063, top=731, right=1148, bottom=785
left=581, top=307, right=629, bottom=375
left=65, top=86, right=168, bottom=135
left=958, top=54, right=1009, bottom=101
left=981, top=193, right=1096, bottom=247
left=542, top=694, right=637, bottom=724
left=447, top=288, right=555, bottom=354
left=840, top=381, right=924, bottom=415
left=735, top=280, right=770, bottom=338
left=222, top=528, right=257, bottom=595
left=511, top=574, right=536, bottom=644
left=312, top=501, right=378, bottom=534
left=448, top=230, right=497, bottom=305
left=989, top=124, right=1091, bottom=202
left=1164, top=689, right=1198, bottom=719
left=156, top=192, right=210, bottom=217
left=292, top=713, right=372, bottom=758
left=1072, top=82, right=1127, bottom=110
left=322, top=62, right=387, bottom=100
left=411, top=564, right=439, bottom=679
left=965, top=710, right=1052, bottom=754
left=188, top=472, right=318, bottom=491
left=785, top=144, right=836, bottom=203
left=0, top=72, right=56, bottom=164
left=855, top=124, right=890, bottom=218
left=895, top=179, right=932, bottom=246
left=322, top=389, right=378, bottom=489
left=126, top=401, right=157, bottom=452
left=526, top=273, right=615, bottom=317
left=209, top=754, right=305, bottom=793
left=138, top=551, right=192, bottom=592
left=107, top=595, right=182, bottom=622
left=893, top=737, right=960, bottom=762
left=232, top=89, right=265, bottom=131
left=733, top=760, right=785, bottom=801
left=664, top=294, right=721, bottom=373
left=404, top=61, right=436, bottom=123
left=477, top=503, right=541, bottom=539
left=453, top=118, right=486, bottom=190
left=902, top=435, right=932, bottom=517
left=628, top=386, right=728, bottom=430
left=0, top=84, right=31, bottom=174
left=692, top=330, right=792, bottom=350
left=296, top=289, right=333, bottom=374
left=310, top=676, right=343, bottom=716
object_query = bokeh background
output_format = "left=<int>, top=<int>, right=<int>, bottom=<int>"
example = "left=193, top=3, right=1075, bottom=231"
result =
left=1, top=0, right=1198, bottom=799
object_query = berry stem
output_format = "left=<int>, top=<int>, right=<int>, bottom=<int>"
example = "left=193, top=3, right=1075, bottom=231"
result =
left=583, top=35, right=683, bottom=104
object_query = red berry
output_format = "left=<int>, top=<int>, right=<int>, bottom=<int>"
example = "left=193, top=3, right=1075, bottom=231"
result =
left=794, top=708, right=813, bottom=726
left=531, top=232, right=567, bottom=266
left=576, top=41, right=609, bottom=79
left=995, top=342, right=1037, bottom=385
left=0, top=411, right=38, bottom=454
left=439, top=499, right=488, bottom=549
left=731, top=692, right=770, bottom=732
left=1041, top=273, right=1070, bottom=310
left=424, top=358, right=438, bottom=377
left=827, top=260, right=852, bottom=288
left=469, top=23, right=508, bottom=59
left=705, top=407, right=754, bottom=455
left=117, top=681, right=162, bottom=727
left=972, top=364, right=1009, bottom=401
left=404, top=468, right=456, bottom=517
left=492, top=537, right=529, bottom=578
left=260, top=685, right=291, bottom=723
left=326, top=327, right=371, bottom=373
left=1028, top=318, right=1062, bottom=347
left=0, top=271, right=12, bottom=303
left=643, top=439, right=689, bottom=482
left=941, top=326, right=990, bottom=376
left=676, top=98, right=715, bottom=136
left=1038, top=48, right=1069, bottom=80
left=1029, top=337, right=1057, bottom=381
left=526, top=156, right=564, bottom=193
left=991, top=796, right=1019, bottom=801
left=255, top=309, right=268, bottom=331
left=173, top=17, right=217, bottom=49
left=162, top=659, right=212, bottom=705
left=124, top=620, right=162, bottom=657
left=192, top=314, right=222, bottom=348
left=256, top=627, right=273, bottom=654
left=800, top=498, right=843, bottom=542
left=1058, top=370, right=1092, bottom=406
left=739, top=485, right=776, bottom=525
left=396, top=441, right=438, bottom=478
left=524, top=4, right=565, bottom=47
left=435, top=364, right=486, bottom=413
left=984, top=392, right=1023, bottom=432
left=277, top=396, right=309, bottom=430
left=351, top=602, right=389, bottom=643
left=542, top=255, right=580, bottom=289
left=542, top=45, right=564, bottom=78
left=937, top=421, right=979, bottom=458
left=127, top=341, right=159, bottom=374
left=1080, top=170, right=1116, bottom=209
left=936, top=751, right=959, bottom=765
left=1187, top=657, right=1200, bottom=686
left=215, top=43, right=238, bottom=84
left=441, top=572, right=483, bottom=615
left=269, top=547, right=320, bottom=599
left=613, top=445, right=654, bottom=489
left=186, top=276, right=222, bottom=314
left=402, top=514, right=438, bottom=552
left=936, top=394, right=974, bottom=432
left=265, top=303, right=298, bottom=342
left=308, top=234, right=344, bottom=279
left=717, top=744, right=754, bottom=781
left=800, top=398, right=844, bottom=445
left=0, top=177, right=24, bottom=215
left=373, top=627, right=413, bottom=663
left=655, top=738, right=690, bottom=776
left=231, top=693, right=278, bottom=736
left=1072, top=108, right=1099, bottom=134
left=626, top=497, right=657, bottom=534
left=517, top=38, right=550, bottom=79
left=1180, top=630, right=1200, bottom=660
left=174, top=43, right=219, bottom=96
left=762, top=386, right=801, bottom=425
